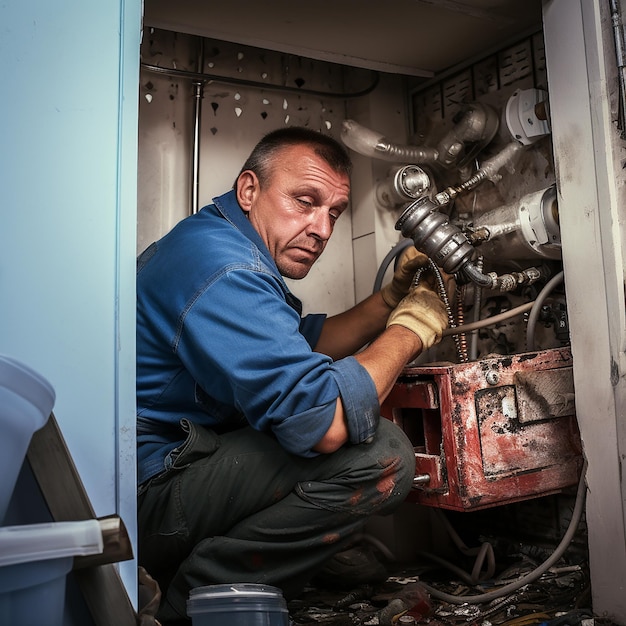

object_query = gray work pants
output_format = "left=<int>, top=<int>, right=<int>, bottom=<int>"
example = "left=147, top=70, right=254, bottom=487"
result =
left=137, top=417, right=415, bottom=624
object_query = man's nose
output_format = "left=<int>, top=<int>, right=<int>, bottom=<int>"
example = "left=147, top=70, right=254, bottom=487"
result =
left=308, top=210, right=333, bottom=241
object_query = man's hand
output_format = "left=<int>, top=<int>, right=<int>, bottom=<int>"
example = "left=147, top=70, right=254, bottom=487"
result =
left=386, top=283, right=449, bottom=351
left=380, top=245, right=430, bottom=309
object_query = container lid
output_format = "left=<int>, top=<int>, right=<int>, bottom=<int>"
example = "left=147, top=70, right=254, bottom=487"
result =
left=0, top=519, right=103, bottom=567
left=0, top=354, right=55, bottom=426
left=189, top=583, right=285, bottom=600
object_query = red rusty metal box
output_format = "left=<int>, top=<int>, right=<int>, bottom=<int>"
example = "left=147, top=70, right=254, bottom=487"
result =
left=381, top=347, right=583, bottom=511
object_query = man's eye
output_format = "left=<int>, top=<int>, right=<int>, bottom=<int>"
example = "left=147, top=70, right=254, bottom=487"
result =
left=297, top=198, right=313, bottom=208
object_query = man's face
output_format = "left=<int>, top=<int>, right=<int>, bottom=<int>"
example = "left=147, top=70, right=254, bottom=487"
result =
left=237, top=144, right=350, bottom=279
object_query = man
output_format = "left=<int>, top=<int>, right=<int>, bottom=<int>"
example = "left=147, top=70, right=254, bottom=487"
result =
left=136, top=126, right=449, bottom=624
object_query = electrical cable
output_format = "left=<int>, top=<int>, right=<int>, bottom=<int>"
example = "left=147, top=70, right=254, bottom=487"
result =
left=416, top=550, right=483, bottom=587
left=609, top=0, right=626, bottom=138
left=442, top=301, right=535, bottom=337
left=372, top=239, right=414, bottom=294
left=502, top=612, right=552, bottom=626
left=419, top=458, right=588, bottom=605
left=468, top=256, right=484, bottom=360
left=434, top=508, right=496, bottom=582
left=416, top=260, right=466, bottom=361
left=455, top=285, right=469, bottom=362
left=352, top=532, right=397, bottom=563
left=526, top=271, right=564, bottom=351
left=414, top=508, right=496, bottom=587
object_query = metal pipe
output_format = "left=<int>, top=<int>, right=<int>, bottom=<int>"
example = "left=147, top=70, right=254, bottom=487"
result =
left=191, top=82, right=203, bottom=215
left=375, top=165, right=432, bottom=208
left=395, top=197, right=476, bottom=274
left=142, top=62, right=380, bottom=100
left=434, top=141, right=525, bottom=207
left=191, top=39, right=204, bottom=215
left=434, top=102, right=499, bottom=168
left=341, top=119, right=439, bottom=163
left=341, top=104, right=498, bottom=168
left=610, top=0, right=626, bottom=137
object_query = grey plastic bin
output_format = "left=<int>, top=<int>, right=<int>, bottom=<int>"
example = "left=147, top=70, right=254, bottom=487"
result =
left=187, top=583, right=289, bottom=626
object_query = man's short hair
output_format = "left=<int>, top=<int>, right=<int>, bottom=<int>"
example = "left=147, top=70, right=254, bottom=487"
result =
left=235, top=126, right=352, bottom=188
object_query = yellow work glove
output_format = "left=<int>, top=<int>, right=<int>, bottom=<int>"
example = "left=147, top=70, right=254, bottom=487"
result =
left=380, top=246, right=430, bottom=309
left=386, top=283, right=449, bottom=351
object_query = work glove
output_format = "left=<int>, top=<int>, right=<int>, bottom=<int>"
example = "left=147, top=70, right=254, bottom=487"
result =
left=380, top=245, right=430, bottom=309
left=386, top=282, right=449, bottom=351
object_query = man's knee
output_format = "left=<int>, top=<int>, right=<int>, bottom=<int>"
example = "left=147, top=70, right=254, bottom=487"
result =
left=295, top=418, right=415, bottom=516
left=368, top=418, right=415, bottom=514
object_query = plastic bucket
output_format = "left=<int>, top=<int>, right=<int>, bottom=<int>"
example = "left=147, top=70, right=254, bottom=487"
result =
left=187, top=583, right=290, bottom=626
left=0, top=556, right=73, bottom=626
left=0, top=355, right=55, bottom=523
left=0, top=520, right=103, bottom=626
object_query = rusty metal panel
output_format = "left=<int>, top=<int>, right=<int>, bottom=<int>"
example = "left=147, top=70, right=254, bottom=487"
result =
left=381, top=348, right=583, bottom=511
left=475, top=384, right=579, bottom=478
left=515, top=367, right=575, bottom=422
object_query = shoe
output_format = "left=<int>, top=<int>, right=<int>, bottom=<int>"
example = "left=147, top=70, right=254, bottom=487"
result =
left=313, top=545, right=388, bottom=590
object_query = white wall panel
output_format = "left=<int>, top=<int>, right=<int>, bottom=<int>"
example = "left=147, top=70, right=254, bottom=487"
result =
left=543, top=0, right=626, bottom=619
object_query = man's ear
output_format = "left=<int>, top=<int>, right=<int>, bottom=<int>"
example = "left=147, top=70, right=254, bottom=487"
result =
left=236, top=170, right=260, bottom=215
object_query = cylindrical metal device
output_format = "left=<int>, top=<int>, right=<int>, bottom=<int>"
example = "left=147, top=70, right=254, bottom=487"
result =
left=376, top=165, right=432, bottom=208
left=472, top=185, right=561, bottom=261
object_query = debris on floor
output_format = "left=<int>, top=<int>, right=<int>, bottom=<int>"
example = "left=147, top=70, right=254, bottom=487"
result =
left=288, top=557, right=612, bottom=626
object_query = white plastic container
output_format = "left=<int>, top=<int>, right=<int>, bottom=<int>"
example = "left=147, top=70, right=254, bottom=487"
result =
left=0, top=355, right=55, bottom=523
left=0, top=520, right=103, bottom=626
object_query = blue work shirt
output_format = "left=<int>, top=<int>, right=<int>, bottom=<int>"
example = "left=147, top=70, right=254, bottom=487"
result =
left=136, top=190, right=379, bottom=485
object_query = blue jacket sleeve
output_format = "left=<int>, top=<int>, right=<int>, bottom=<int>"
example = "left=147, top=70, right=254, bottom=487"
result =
left=174, top=267, right=379, bottom=456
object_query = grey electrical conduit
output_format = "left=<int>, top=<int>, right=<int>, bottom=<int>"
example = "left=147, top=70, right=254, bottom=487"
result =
left=426, top=508, right=496, bottom=585
left=525, top=271, right=565, bottom=351
left=468, top=256, right=484, bottom=361
left=415, top=548, right=492, bottom=588
left=420, top=458, right=587, bottom=605
left=373, top=238, right=414, bottom=293
left=442, top=301, right=535, bottom=337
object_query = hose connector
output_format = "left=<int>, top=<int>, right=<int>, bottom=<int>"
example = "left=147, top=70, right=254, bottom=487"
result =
left=395, top=197, right=475, bottom=275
